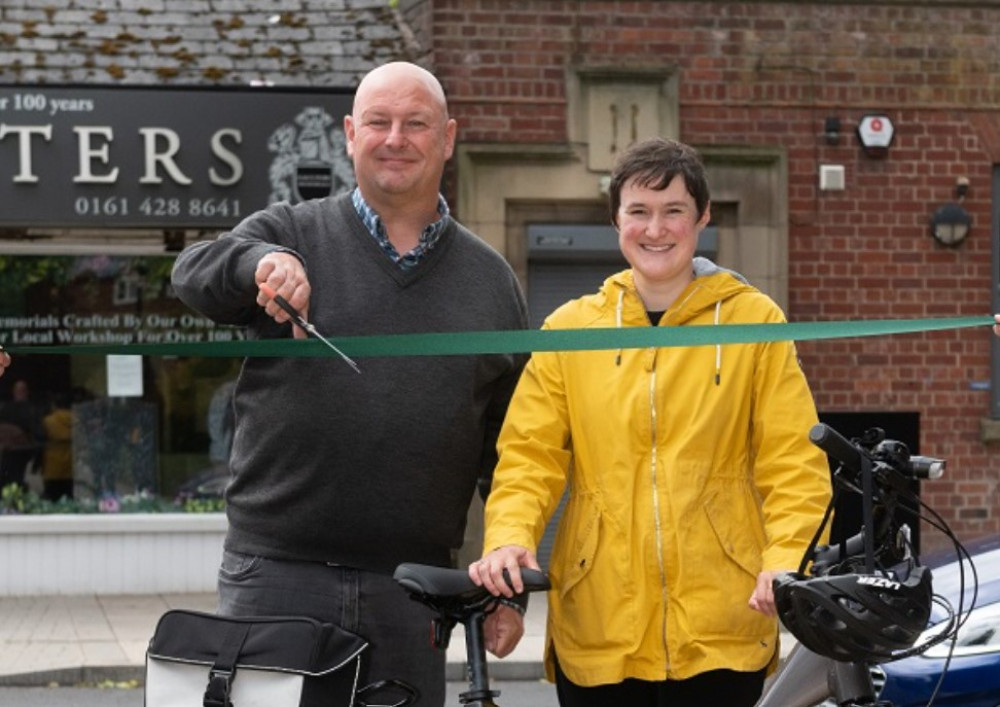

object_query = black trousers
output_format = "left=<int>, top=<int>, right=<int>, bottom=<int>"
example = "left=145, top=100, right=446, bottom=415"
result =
left=554, top=654, right=767, bottom=707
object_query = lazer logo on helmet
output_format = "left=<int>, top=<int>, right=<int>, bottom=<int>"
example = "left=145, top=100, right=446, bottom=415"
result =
left=856, top=576, right=902, bottom=591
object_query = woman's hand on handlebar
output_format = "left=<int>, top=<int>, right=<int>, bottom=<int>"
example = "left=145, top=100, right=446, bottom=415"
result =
left=468, top=544, right=540, bottom=598
left=748, top=569, right=786, bottom=617
left=470, top=545, right=537, bottom=659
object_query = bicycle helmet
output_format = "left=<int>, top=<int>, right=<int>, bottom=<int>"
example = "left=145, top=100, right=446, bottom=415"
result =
left=773, top=565, right=932, bottom=663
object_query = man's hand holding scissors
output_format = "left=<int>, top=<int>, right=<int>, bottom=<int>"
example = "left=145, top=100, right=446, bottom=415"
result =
left=255, top=253, right=361, bottom=373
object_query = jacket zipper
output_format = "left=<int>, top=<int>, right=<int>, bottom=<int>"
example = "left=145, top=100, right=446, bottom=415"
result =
left=649, top=363, right=670, bottom=674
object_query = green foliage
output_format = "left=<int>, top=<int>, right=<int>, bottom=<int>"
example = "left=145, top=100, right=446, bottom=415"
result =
left=0, top=483, right=224, bottom=515
left=0, top=253, right=177, bottom=316
left=0, top=255, right=73, bottom=316
left=1, top=483, right=40, bottom=513
left=180, top=496, right=227, bottom=513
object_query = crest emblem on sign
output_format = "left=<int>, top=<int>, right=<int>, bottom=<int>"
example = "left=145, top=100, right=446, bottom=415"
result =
left=267, top=107, right=355, bottom=204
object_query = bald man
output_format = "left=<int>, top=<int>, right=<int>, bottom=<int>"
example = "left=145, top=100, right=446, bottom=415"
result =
left=171, top=62, right=529, bottom=704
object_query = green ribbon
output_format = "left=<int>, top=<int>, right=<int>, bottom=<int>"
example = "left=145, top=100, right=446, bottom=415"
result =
left=3, top=315, right=992, bottom=358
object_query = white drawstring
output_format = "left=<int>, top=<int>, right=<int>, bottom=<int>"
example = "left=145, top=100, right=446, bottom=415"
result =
left=714, top=299, right=722, bottom=385
left=615, top=288, right=625, bottom=366
left=615, top=283, right=721, bottom=382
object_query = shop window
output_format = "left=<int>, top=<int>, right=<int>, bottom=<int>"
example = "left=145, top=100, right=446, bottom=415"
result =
left=0, top=253, right=239, bottom=508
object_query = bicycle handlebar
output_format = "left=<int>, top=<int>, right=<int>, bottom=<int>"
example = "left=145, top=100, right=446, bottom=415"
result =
left=809, top=422, right=945, bottom=480
left=809, top=422, right=864, bottom=472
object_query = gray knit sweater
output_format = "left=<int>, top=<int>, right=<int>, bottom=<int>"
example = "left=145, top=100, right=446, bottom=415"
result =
left=171, top=193, right=529, bottom=572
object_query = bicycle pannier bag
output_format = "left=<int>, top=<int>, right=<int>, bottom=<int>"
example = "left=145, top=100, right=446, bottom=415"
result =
left=145, top=609, right=367, bottom=707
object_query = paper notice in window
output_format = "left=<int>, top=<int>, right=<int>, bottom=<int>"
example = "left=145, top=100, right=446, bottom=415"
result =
left=107, top=354, right=144, bottom=397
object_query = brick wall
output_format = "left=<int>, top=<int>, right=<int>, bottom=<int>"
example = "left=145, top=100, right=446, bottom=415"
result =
left=431, top=0, right=1000, bottom=544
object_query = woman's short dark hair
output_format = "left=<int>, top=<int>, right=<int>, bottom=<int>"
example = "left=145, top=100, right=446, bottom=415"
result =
left=608, top=137, right=710, bottom=225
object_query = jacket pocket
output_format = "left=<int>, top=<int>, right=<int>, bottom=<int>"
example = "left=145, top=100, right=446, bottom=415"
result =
left=680, top=492, right=771, bottom=638
left=704, top=491, right=765, bottom=578
left=549, top=495, right=633, bottom=654
left=550, top=494, right=600, bottom=598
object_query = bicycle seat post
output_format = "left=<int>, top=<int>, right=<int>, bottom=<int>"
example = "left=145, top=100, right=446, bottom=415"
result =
left=392, top=563, right=550, bottom=707
left=459, top=607, right=500, bottom=706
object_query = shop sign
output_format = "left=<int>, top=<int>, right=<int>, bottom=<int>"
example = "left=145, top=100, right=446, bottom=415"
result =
left=0, top=85, right=355, bottom=228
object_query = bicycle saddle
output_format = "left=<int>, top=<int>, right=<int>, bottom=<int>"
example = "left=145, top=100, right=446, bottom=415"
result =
left=393, top=563, right=550, bottom=603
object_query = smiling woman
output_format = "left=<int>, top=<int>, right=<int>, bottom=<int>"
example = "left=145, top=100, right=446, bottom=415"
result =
left=615, top=176, right=709, bottom=312
left=472, top=137, right=832, bottom=706
left=607, top=138, right=712, bottom=315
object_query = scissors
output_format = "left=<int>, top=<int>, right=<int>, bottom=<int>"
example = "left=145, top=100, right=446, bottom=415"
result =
left=258, top=283, right=361, bottom=374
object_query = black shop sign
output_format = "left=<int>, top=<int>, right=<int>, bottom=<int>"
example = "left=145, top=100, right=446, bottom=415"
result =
left=0, top=85, right=355, bottom=228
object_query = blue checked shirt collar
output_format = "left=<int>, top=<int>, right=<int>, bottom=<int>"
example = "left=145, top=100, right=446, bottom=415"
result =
left=351, top=188, right=451, bottom=271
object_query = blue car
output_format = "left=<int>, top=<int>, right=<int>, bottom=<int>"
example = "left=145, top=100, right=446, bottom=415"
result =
left=874, top=533, right=1000, bottom=706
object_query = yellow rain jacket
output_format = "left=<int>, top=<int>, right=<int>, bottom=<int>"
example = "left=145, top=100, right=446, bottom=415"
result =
left=483, top=261, right=832, bottom=686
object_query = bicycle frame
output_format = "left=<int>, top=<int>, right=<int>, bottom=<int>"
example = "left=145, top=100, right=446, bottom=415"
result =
left=757, top=643, right=882, bottom=707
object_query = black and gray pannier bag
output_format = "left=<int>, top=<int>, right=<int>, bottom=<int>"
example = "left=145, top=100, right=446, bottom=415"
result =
left=145, top=609, right=367, bottom=707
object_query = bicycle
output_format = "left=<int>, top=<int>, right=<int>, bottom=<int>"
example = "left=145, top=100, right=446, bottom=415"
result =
left=757, top=422, right=973, bottom=707
left=393, top=422, right=973, bottom=707
left=393, top=562, right=550, bottom=707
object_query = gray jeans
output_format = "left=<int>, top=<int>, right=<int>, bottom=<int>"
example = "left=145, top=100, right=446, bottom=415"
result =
left=217, top=550, right=446, bottom=707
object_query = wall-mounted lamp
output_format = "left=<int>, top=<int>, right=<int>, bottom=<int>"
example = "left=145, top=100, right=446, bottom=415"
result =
left=824, top=116, right=841, bottom=146
left=930, top=178, right=971, bottom=247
